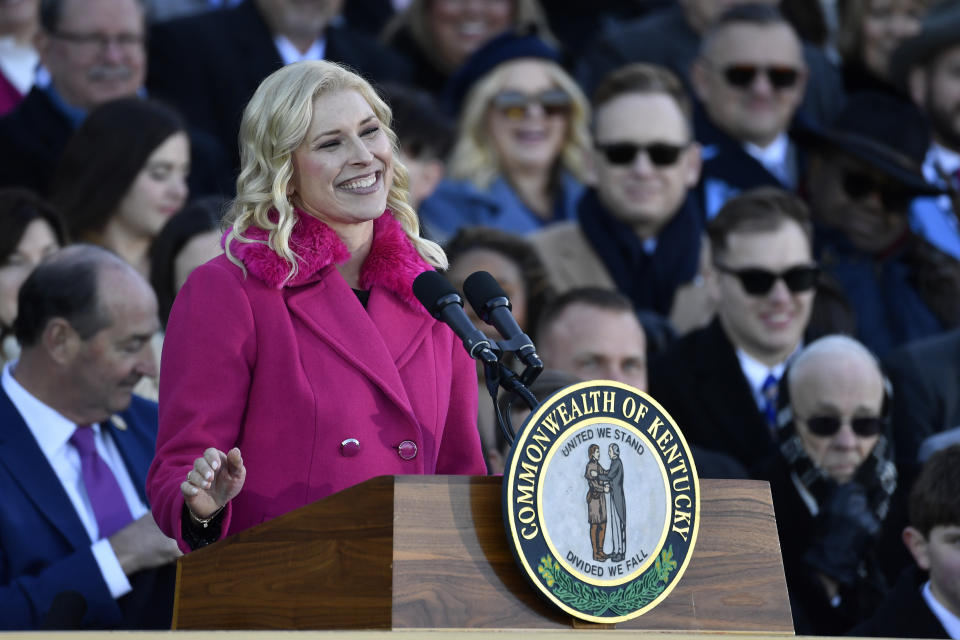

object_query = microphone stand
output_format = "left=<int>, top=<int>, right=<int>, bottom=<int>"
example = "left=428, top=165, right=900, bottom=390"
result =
left=482, top=353, right=542, bottom=449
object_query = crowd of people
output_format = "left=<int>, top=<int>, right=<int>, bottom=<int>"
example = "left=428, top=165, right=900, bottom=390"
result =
left=1, top=0, right=959, bottom=635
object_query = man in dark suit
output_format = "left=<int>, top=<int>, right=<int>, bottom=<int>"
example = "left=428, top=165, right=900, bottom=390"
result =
left=689, top=5, right=811, bottom=218
left=649, top=187, right=818, bottom=474
left=146, top=0, right=413, bottom=173
left=0, top=245, right=180, bottom=629
left=0, top=0, right=147, bottom=194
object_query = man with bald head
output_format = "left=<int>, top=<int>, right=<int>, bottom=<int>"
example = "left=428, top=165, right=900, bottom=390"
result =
left=760, top=335, right=897, bottom=635
left=0, top=245, right=179, bottom=629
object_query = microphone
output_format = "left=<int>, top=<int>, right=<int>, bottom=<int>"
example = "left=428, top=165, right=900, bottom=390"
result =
left=463, top=270, right=543, bottom=370
left=413, top=271, right=499, bottom=363
left=40, top=590, right=87, bottom=630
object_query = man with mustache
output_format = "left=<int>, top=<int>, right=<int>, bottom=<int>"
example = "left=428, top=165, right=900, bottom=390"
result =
left=0, top=245, right=180, bottom=629
left=0, top=0, right=230, bottom=198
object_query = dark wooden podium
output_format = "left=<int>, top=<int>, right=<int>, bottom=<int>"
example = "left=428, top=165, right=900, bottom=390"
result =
left=173, top=476, right=793, bottom=632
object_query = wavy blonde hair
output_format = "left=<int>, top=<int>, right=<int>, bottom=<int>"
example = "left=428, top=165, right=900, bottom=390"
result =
left=447, top=59, right=591, bottom=190
left=224, top=60, right=447, bottom=280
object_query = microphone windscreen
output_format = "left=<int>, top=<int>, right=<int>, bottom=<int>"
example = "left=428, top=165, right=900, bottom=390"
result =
left=413, top=270, right=458, bottom=314
left=463, top=270, right=506, bottom=315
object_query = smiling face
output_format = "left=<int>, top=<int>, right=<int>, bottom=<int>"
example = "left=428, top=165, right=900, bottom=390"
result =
left=36, top=0, right=146, bottom=111
left=0, top=218, right=59, bottom=328
left=693, top=22, right=807, bottom=147
left=428, top=0, right=514, bottom=69
left=789, top=346, right=884, bottom=482
left=714, top=219, right=814, bottom=366
left=112, top=132, right=190, bottom=240
left=288, top=89, right=393, bottom=235
left=861, top=0, right=926, bottom=79
left=593, top=92, right=701, bottom=238
left=486, top=59, right=569, bottom=177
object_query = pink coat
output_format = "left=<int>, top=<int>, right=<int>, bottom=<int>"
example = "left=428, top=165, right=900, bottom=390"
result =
left=146, top=211, right=486, bottom=551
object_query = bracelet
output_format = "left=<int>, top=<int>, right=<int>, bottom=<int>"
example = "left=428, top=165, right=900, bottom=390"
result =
left=186, top=504, right=225, bottom=529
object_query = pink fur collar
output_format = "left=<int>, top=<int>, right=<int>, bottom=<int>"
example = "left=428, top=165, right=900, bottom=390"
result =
left=228, top=210, right=433, bottom=311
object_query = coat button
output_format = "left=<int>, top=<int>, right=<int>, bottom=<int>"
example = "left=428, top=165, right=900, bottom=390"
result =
left=340, top=438, right=360, bottom=457
left=397, top=440, right=418, bottom=460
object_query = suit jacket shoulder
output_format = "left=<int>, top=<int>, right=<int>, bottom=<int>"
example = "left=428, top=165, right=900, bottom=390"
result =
left=0, top=87, right=73, bottom=193
left=530, top=221, right=614, bottom=294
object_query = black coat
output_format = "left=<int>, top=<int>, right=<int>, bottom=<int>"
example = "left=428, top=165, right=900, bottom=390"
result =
left=0, top=87, right=73, bottom=194
left=849, top=565, right=949, bottom=639
left=648, top=318, right=776, bottom=475
left=147, top=0, right=413, bottom=172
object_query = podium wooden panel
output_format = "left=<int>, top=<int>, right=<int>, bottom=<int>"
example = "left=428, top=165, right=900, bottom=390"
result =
left=173, top=476, right=793, bottom=633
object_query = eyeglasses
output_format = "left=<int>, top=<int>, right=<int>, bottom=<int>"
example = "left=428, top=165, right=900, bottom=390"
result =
left=713, top=263, right=819, bottom=295
left=595, top=142, right=687, bottom=167
left=841, top=169, right=913, bottom=212
left=490, top=88, right=572, bottom=120
left=51, top=30, right=145, bottom=54
left=802, top=414, right=884, bottom=437
left=722, top=65, right=801, bottom=90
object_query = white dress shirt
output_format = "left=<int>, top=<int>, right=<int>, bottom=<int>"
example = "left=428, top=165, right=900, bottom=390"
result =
left=744, top=133, right=798, bottom=189
left=923, top=579, right=960, bottom=639
left=1, top=362, right=149, bottom=598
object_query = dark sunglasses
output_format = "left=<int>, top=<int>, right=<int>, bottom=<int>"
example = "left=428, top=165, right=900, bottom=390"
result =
left=595, top=142, right=687, bottom=167
left=723, top=64, right=801, bottom=90
left=803, top=414, right=884, bottom=437
left=841, top=169, right=913, bottom=212
left=713, top=263, right=819, bottom=296
left=490, top=88, right=572, bottom=120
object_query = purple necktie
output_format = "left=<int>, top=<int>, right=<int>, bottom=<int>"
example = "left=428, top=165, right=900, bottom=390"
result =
left=70, top=426, right=134, bottom=539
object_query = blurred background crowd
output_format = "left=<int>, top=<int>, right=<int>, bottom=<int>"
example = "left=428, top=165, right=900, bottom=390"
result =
left=2, top=0, right=960, bottom=634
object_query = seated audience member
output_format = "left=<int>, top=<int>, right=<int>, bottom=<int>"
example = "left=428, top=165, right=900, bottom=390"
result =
left=690, top=5, right=813, bottom=218
left=418, top=28, right=590, bottom=241
left=803, top=91, right=960, bottom=358
left=380, top=0, right=554, bottom=99
left=378, top=83, right=454, bottom=213
left=649, top=188, right=819, bottom=475
left=890, top=1, right=960, bottom=260
left=49, top=97, right=190, bottom=281
left=147, top=0, right=412, bottom=174
left=531, top=62, right=715, bottom=336
left=149, top=196, right=225, bottom=330
left=444, top=226, right=554, bottom=471
left=759, top=334, right=897, bottom=635
left=574, top=0, right=843, bottom=128
left=884, top=327, right=960, bottom=483
left=0, top=189, right=65, bottom=367
left=535, top=286, right=748, bottom=479
left=836, top=0, right=932, bottom=97
left=0, top=0, right=39, bottom=115
left=0, top=245, right=179, bottom=630
left=852, top=444, right=960, bottom=639
left=0, top=0, right=147, bottom=193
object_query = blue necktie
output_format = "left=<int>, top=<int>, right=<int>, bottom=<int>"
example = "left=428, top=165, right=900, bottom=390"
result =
left=761, top=374, right=779, bottom=435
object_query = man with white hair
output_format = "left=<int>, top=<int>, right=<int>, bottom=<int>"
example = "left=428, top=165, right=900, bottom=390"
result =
left=760, top=334, right=897, bottom=635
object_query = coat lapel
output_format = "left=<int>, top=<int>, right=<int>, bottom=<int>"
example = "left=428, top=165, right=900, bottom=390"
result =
left=0, top=388, right=90, bottom=549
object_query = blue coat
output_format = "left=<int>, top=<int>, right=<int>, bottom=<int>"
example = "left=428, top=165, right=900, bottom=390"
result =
left=418, top=172, right=584, bottom=242
left=0, top=388, right=159, bottom=629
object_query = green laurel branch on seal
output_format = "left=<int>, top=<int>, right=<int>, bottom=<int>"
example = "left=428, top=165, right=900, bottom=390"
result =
left=537, top=547, right=678, bottom=617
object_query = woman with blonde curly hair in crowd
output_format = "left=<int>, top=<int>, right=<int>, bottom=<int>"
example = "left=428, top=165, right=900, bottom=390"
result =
left=419, top=28, right=591, bottom=241
left=147, top=60, right=487, bottom=553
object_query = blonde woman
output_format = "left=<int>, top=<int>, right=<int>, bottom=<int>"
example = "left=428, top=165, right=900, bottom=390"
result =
left=419, top=30, right=591, bottom=241
left=147, top=60, right=487, bottom=552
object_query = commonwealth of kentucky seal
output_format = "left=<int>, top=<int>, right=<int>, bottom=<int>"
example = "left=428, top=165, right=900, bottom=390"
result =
left=502, top=380, right=700, bottom=623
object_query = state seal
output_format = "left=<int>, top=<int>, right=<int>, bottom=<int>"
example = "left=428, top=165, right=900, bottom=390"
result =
left=502, top=380, right=699, bottom=623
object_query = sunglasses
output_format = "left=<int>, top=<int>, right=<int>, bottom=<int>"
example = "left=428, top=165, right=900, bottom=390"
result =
left=802, top=414, right=884, bottom=437
left=841, top=169, right=913, bottom=212
left=595, top=142, right=687, bottom=167
left=722, top=65, right=801, bottom=90
left=490, top=88, right=572, bottom=120
left=713, top=263, right=819, bottom=295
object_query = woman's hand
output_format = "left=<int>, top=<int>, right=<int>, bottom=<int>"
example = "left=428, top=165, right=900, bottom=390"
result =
left=180, top=447, right=246, bottom=519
